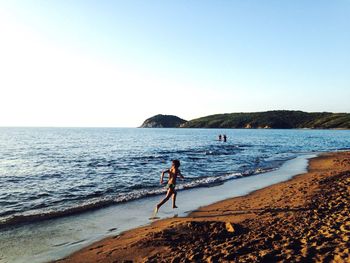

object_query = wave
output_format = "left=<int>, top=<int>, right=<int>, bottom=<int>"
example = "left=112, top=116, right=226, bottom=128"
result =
left=0, top=167, right=275, bottom=228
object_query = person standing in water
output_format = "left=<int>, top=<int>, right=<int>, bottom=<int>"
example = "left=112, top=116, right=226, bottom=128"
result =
left=155, top=159, right=184, bottom=213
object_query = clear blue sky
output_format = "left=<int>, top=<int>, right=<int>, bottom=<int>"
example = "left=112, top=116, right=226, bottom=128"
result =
left=0, top=0, right=349, bottom=127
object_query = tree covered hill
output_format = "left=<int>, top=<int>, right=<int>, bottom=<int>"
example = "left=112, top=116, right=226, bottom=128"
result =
left=140, top=114, right=187, bottom=128
left=181, top=110, right=350, bottom=129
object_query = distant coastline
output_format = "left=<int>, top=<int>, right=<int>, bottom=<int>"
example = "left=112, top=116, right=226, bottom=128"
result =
left=141, top=110, right=350, bottom=129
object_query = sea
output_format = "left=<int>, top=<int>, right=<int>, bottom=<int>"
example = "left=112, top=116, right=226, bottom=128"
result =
left=1, top=127, right=350, bottom=228
left=1, top=127, right=350, bottom=262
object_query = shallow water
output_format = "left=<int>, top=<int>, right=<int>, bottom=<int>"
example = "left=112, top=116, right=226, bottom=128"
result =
left=0, top=128, right=349, bottom=227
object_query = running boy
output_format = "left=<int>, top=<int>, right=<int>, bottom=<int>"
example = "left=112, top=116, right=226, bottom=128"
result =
left=155, top=159, right=184, bottom=213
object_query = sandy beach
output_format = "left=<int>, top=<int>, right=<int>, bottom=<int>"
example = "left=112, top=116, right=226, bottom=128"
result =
left=58, top=151, right=350, bottom=262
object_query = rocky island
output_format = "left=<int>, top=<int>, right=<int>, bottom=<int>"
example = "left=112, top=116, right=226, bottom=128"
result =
left=140, top=114, right=187, bottom=128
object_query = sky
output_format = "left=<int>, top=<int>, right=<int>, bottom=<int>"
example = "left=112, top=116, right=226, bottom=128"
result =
left=0, top=0, right=349, bottom=127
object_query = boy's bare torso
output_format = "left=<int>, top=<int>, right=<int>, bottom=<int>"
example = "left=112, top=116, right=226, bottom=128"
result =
left=168, top=167, right=180, bottom=185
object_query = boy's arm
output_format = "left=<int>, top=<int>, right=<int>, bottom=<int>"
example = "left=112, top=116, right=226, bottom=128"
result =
left=160, top=169, right=169, bottom=184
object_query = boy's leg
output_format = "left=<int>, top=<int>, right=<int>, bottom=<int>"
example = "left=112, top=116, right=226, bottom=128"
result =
left=156, top=189, right=172, bottom=212
left=172, top=190, right=177, bottom=208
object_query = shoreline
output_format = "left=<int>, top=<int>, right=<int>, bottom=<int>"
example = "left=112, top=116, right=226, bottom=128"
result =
left=58, top=151, right=350, bottom=262
left=1, top=153, right=313, bottom=263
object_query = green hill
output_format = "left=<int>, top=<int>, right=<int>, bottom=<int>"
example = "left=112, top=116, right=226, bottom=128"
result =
left=140, top=114, right=187, bottom=128
left=181, top=110, right=350, bottom=129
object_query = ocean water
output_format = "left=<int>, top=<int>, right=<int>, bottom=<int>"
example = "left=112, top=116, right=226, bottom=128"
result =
left=0, top=127, right=349, bottom=227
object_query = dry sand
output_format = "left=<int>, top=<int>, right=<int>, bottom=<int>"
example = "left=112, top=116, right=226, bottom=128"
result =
left=58, top=151, right=350, bottom=262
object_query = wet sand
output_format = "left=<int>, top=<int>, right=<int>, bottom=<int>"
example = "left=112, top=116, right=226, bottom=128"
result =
left=58, top=151, right=350, bottom=262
